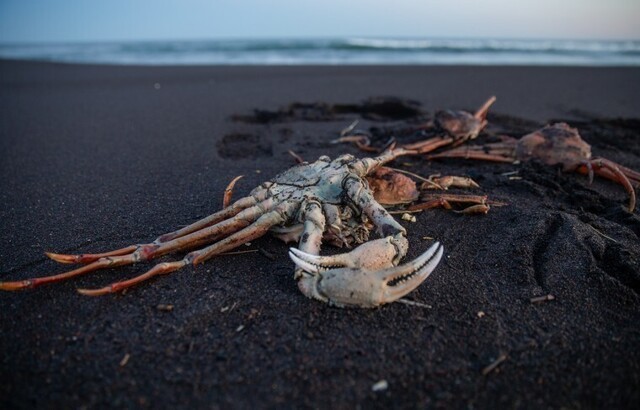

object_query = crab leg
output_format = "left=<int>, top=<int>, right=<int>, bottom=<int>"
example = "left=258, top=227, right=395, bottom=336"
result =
left=293, top=201, right=328, bottom=300
left=156, top=187, right=270, bottom=243
left=474, top=96, right=497, bottom=120
left=74, top=201, right=300, bottom=296
left=428, top=144, right=516, bottom=163
left=349, top=147, right=414, bottom=177
left=403, top=136, right=456, bottom=154
left=76, top=260, right=188, bottom=296
left=424, top=176, right=480, bottom=190
left=45, top=245, right=139, bottom=265
left=297, top=201, right=325, bottom=256
left=408, top=194, right=491, bottom=214
left=617, top=163, right=640, bottom=185
left=588, top=166, right=640, bottom=187
left=0, top=197, right=281, bottom=291
left=332, top=135, right=380, bottom=152
left=46, top=189, right=271, bottom=265
left=576, top=158, right=637, bottom=212
left=0, top=254, right=142, bottom=291
left=191, top=200, right=300, bottom=263
left=222, top=175, right=245, bottom=208
left=72, top=200, right=300, bottom=295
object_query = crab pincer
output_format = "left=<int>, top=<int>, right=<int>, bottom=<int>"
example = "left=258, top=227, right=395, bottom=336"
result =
left=289, top=239, right=443, bottom=308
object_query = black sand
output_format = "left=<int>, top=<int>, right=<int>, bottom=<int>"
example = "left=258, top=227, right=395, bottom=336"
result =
left=1, top=60, right=639, bottom=408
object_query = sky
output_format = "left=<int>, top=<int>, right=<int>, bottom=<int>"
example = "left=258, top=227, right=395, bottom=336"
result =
left=1, top=0, right=639, bottom=43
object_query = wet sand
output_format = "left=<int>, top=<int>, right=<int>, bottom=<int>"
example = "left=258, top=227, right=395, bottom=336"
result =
left=1, top=59, right=639, bottom=408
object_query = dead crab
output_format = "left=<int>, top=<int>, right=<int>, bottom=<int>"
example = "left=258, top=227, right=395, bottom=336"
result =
left=0, top=149, right=443, bottom=308
left=335, top=96, right=496, bottom=154
left=429, top=122, right=639, bottom=212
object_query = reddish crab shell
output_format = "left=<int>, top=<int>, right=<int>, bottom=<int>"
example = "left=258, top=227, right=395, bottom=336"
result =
left=515, top=123, right=592, bottom=171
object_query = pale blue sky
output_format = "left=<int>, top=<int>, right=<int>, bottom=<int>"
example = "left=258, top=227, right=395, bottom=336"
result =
left=1, top=0, right=639, bottom=43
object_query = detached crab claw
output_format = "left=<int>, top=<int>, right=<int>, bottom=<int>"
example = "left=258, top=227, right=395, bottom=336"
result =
left=290, top=238, right=443, bottom=308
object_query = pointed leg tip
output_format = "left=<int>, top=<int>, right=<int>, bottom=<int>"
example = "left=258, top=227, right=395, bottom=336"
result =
left=45, top=252, right=77, bottom=264
left=0, top=280, right=31, bottom=291
left=77, top=287, right=108, bottom=296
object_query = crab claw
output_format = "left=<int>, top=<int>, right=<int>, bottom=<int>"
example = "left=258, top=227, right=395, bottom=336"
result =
left=290, top=241, right=443, bottom=308
left=292, top=235, right=408, bottom=275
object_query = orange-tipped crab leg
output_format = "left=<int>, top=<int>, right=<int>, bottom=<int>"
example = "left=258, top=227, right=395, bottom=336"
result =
left=0, top=196, right=281, bottom=292
left=576, top=157, right=637, bottom=212
left=428, top=143, right=516, bottom=163
left=408, top=194, right=491, bottom=214
left=403, top=136, right=456, bottom=154
left=44, top=188, right=270, bottom=266
left=46, top=245, right=139, bottom=265
left=156, top=187, right=269, bottom=242
left=349, top=147, right=416, bottom=177
left=0, top=255, right=140, bottom=291
left=424, top=176, right=480, bottom=190
left=474, top=96, right=497, bottom=121
left=331, top=135, right=380, bottom=152
left=617, top=163, right=640, bottom=185
left=77, top=261, right=188, bottom=296
left=77, top=200, right=300, bottom=296
left=588, top=165, right=640, bottom=188
left=222, top=175, right=244, bottom=208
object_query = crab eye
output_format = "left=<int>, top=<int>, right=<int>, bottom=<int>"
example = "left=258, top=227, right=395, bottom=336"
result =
left=318, top=155, right=331, bottom=162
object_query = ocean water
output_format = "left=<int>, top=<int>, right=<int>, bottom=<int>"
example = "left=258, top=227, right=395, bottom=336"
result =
left=1, top=38, right=639, bottom=66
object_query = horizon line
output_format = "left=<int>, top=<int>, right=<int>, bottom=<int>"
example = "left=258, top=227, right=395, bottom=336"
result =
left=1, top=35, right=639, bottom=47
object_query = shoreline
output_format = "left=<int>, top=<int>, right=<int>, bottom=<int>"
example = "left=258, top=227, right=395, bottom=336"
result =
left=2, top=58, right=640, bottom=122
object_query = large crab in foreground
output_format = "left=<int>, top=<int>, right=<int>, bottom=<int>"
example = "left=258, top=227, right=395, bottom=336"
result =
left=0, top=149, right=443, bottom=308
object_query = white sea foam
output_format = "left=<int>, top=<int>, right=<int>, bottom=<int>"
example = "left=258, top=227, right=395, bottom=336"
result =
left=0, top=38, right=638, bottom=66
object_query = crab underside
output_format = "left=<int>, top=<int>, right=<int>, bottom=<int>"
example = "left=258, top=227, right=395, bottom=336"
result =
left=0, top=150, right=443, bottom=308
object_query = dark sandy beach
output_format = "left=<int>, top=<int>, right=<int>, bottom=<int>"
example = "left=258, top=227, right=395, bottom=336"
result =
left=1, top=60, right=639, bottom=408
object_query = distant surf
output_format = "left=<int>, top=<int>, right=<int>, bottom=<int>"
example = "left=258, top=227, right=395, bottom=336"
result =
left=1, top=38, right=638, bottom=65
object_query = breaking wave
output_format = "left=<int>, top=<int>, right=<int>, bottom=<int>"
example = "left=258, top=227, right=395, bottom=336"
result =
left=1, top=38, right=638, bottom=65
